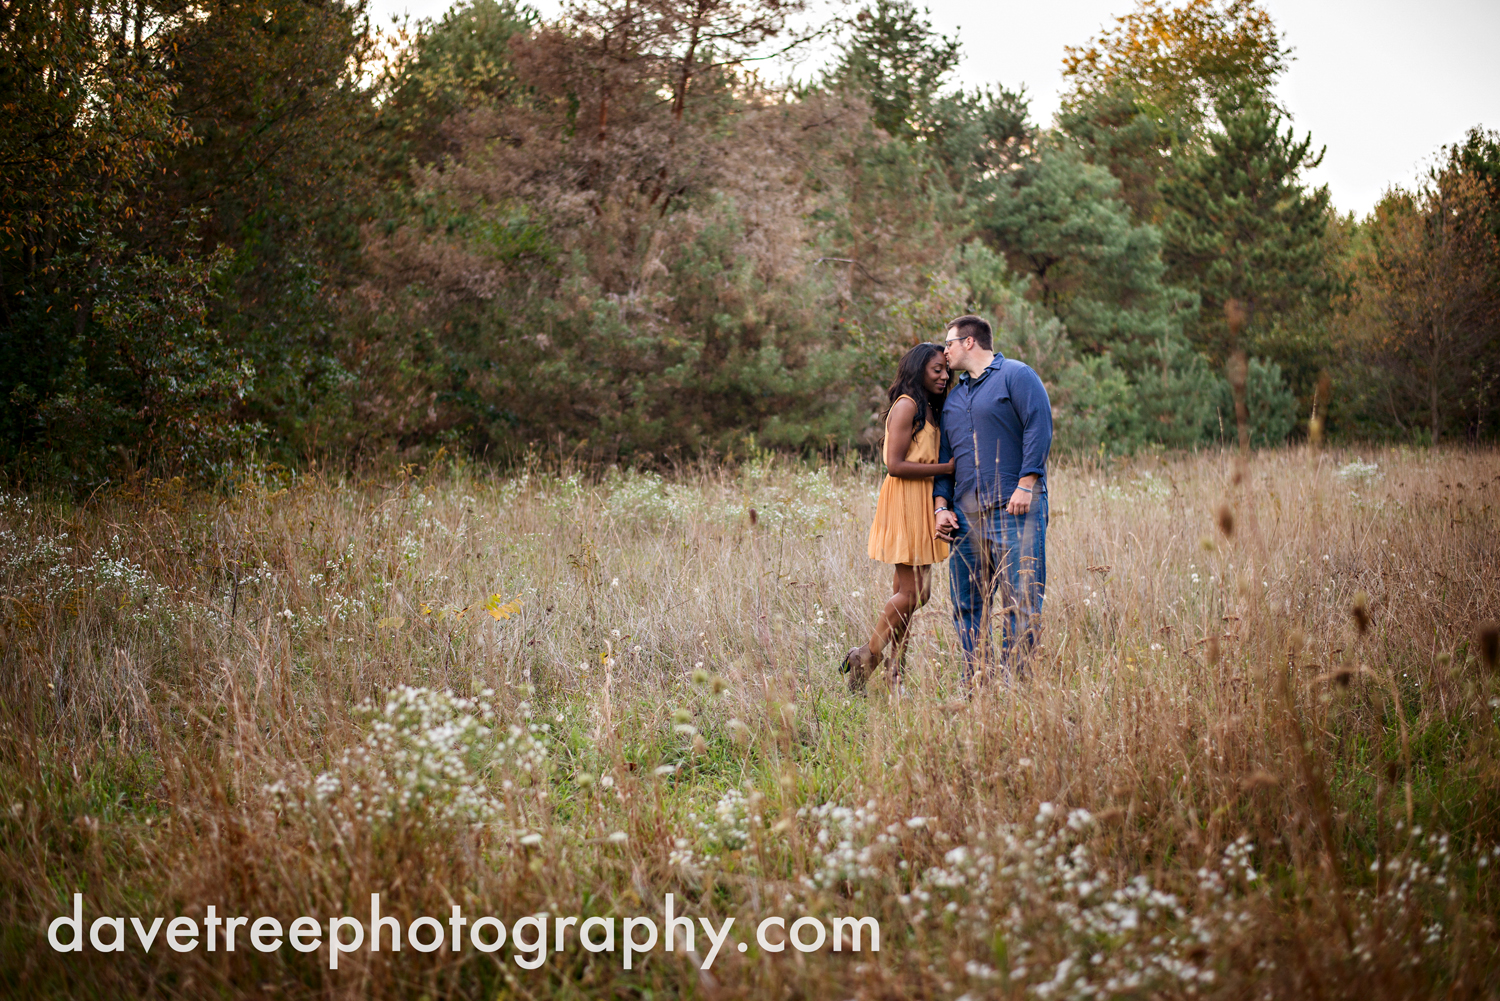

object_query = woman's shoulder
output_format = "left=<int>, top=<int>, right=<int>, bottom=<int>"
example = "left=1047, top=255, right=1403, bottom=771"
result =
left=886, top=395, right=917, bottom=423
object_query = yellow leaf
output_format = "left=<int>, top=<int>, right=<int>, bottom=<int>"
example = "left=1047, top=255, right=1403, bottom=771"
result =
left=420, top=602, right=432, bottom=616
left=377, top=616, right=405, bottom=631
left=485, top=594, right=523, bottom=620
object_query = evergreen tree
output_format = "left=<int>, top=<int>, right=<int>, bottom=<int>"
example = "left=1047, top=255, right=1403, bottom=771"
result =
left=1058, top=82, right=1181, bottom=224
left=983, top=142, right=1195, bottom=371
left=381, top=0, right=538, bottom=165
left=1160, top=83, right=1333, bottom=367
left=831, top=0, right=959, bottom=142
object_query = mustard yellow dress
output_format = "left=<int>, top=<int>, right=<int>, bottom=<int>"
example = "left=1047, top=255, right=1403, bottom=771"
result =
left=867, top=396, right=950, bottom=566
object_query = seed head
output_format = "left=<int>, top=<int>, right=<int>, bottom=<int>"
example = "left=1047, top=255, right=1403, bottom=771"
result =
left=1206, top=636, right=1220, bottom=666
left=1478, top=622, right=1499, bottom=672
left=1216, top=503, right=1234, bottom=538
left=1225, top=299, right=1248, bottom=344
left=1225, top=350, right=1248, bottom=391
left=1240, top=770, right=1278, bottom=793
left=1351, top=591, right=1370, bottom=634
left=748, top=507, right=758, bottom=527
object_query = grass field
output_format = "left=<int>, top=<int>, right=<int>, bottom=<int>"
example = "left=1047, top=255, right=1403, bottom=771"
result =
left=2, top=445, right=1498, bottom=999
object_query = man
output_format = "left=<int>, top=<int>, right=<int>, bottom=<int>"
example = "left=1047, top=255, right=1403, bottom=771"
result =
left=933, top=315, right=1052, bottom=690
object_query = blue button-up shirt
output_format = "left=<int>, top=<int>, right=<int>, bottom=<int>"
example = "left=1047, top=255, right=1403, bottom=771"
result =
left=933, top=353, right=1053, bottom=511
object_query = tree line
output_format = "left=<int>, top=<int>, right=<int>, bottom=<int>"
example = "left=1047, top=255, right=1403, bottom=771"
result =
left=2, top=0, right=1497, bottom=487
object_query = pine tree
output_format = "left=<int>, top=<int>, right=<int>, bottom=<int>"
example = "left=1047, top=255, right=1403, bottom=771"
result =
left=830, top=0, right=959, bottom=142
left=1160, top=82, right=1332, bottom=366
left=983, top=142, right=1194, bottom=371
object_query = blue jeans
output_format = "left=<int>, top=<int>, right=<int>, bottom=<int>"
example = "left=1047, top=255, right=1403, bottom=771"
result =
left=947, top=495, right=1047, bottom=687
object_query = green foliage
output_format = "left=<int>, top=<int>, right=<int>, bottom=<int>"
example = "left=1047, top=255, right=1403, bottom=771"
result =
left=1058, top=0, right=1290, bottom=226
left=380, top=0, right=538, bottom=163
left=434, top=195, right=863, bottom=459
left=1211, top=354, right=1298, bottom=446
left=1160, top=83, right=1335, bottom=366
left=149, top=0, right=383, bottom=464
left=984, top=141, right=1197, bottom=370
left=5, top=249, right=260, bottom=483
left=1059, top=84, right=1168, bottom=224
left=955, top=240, right=1221, bottom=455
left=6, top=0, right=1488, bottom=484
left=831, top=0, right=960, bottom=142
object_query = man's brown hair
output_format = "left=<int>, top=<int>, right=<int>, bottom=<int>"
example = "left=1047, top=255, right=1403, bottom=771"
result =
left=946, top=314, right=993, bottom=350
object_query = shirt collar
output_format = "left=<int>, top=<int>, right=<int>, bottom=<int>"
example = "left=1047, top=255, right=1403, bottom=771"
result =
left=958, top=352, right=1006, bottom=384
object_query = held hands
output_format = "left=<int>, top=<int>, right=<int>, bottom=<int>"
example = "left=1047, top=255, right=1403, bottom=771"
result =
left=934, top=508, right=959, bottom=543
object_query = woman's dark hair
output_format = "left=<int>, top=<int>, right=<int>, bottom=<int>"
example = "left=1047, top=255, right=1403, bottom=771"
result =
left=884, top=342, right=947, bottom=436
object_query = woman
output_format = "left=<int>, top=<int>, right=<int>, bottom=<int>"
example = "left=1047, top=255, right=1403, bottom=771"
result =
left=842, top=342, right=954, bottom=692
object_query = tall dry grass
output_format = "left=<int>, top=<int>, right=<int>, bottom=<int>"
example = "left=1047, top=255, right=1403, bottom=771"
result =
left=1, top=445, right=1497, bottom=999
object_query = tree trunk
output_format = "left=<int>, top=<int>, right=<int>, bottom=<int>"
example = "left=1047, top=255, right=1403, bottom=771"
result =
left=1430, top=348, right=1441, bottom=445
left=672, top=25, right=700, bottom=123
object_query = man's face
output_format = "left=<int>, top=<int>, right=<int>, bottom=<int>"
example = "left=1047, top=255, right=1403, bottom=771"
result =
left=942, top=330, right=972, bottom=369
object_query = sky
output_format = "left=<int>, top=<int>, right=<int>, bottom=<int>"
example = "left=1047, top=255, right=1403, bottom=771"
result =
left=371, top=0, right=1500, bottom=218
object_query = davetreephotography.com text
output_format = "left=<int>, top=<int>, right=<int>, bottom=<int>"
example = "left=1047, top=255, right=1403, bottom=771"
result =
left=46, top=893, right=880, bottom=971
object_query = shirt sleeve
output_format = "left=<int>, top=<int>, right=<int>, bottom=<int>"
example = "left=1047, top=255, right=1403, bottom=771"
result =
left=933, top=422, right=954, bottom=504
left=1013, top=365, right=1053, bottom=480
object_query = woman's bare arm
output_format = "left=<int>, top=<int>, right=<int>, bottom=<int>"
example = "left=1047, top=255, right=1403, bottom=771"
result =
left=885, top=398, right=956, bottom=478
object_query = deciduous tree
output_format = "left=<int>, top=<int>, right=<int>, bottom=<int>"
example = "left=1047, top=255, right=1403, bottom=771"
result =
left=1360, top=168, right=1500, bottom=442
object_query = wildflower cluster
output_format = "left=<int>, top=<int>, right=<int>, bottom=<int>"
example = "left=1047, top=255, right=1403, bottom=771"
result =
left=693, top=786, right=761, bottom=853
left=911, top=806, right=1259, bottom=999
left=1097, top=471, right=1172, bottom=503
left=604, top=466, right=845, bottom=536
left=605, top=470, right=705, bottom=525
left=265, top=687, right=549, bottom=835
left=668, top=840, right=706, bottom=879
left=1350, top=827, right=1477, bottom=966
left=0, top=529, right=169, bottom=614
left=1335, top=459, right=1381, bottom=484
left=799, top=800, right=892, bottom=889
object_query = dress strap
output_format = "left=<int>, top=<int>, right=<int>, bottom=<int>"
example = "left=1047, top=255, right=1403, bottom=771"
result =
left=885, top=394, right=916, bottom=429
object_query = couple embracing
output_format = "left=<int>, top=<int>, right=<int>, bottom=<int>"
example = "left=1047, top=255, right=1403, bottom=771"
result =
left=842, top=314, right=1052, bottom=694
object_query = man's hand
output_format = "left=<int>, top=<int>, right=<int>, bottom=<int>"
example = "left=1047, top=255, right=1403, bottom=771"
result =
left=1005, top=475, right=1040, bottom=516
left=935, top=508, right=959, bottom=542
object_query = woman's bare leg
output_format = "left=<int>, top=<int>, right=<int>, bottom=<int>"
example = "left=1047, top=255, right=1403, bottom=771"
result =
left=885, top=565, right=931, bottom=682
left=846, top=565, right=930, bottom=692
